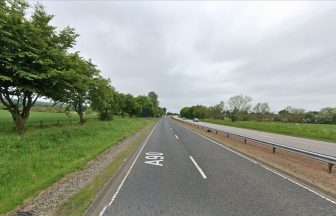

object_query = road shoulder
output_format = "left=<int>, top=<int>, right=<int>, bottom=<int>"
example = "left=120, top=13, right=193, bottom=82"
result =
left=7, top=121, right=157, bottom=216
left=82, top=121, right=159, bottom=216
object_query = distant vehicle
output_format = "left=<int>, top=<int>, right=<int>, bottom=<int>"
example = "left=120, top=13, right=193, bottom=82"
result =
left=183, top=117, right=186, bottom=120
left=193, top=118, right=199, bottom=122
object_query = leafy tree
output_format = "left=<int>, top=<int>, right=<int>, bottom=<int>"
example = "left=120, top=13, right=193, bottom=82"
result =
left=124, top=94, right=138, bottom=117
left=180, top=105, right=207, bottom=119
left=148, top=91, right=159, bottom=107
left=228, top=94, right=252, bottom=121
left=253, top=102, right=270, bottom=121
left=192, top=105, right=207, bottom=119
left=318, top=107, right=336, bottom=124
left=50, top=53, right=99, bottom=125
left=0, top=0, right=77, bottom=134
left=136, top=95, right=153, bottom=117
left=90, top=77, right=115, bottom=120
left=290, top=108, right=305, bottom=123
left=113, top=92, right=127, bottom=117
left=278, top=106, right=305, bottom=123
left=205, top=102, right=224, bottom=119
left=180, top=107, right=192, bottom=118
left=278, top=109, right=289, bottom=117
left=304, top=111, right=319, bottom=124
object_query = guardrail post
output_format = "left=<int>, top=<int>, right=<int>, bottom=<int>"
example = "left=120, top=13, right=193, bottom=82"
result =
left=327, top=163, right=333, bottom=173
left=244, top=139, right=247, bottom=144
left=272, top=147, right=276, bottom=154
left=227, top=134, right=229, bottom=138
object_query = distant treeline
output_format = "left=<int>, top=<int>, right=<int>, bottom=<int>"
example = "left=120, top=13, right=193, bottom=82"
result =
left=0, top=1, right=165, bottom=134
left=180, top=94, right=336, bottom=124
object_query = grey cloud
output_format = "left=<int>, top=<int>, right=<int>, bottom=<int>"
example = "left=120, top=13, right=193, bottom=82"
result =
left=34, top=1, right=336, bottom=112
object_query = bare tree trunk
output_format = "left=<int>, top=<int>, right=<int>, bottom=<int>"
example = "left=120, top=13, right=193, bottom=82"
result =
left=74, top=102, right=85, bottom=125
left=0, top=90, right=38, bottom=135
left=78, top=111, right=84, bottom=125
left=11, top=112, right=27, bottom=135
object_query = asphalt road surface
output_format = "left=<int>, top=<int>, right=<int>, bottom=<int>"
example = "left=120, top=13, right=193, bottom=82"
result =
left=175, top=117, right=336, bottom=157
left=98, top=117, right=336, bottom=216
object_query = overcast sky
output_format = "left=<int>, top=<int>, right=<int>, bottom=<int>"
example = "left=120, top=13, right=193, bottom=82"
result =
left=32, top=1, right=336, bottom=113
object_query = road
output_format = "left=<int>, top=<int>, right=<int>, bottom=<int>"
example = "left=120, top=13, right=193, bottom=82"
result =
left=175, top=117, right=336, bottom=157
left=97, top=117, right=336, bottom=216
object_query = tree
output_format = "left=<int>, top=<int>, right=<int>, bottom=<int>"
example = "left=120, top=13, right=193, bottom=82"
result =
left=253, top=102, right=270, bottom=121
left=113, top=92, right=127, bottom=117
left=157, top=107, right=165, bottom=116
left=50, top=53, right=99, bottom=125
left=124, top=94, right=138, bottom=117
left=228, top=94, right=252, bottom=121
left=304, top=111, right=319, bottom=124
left=90, top=77, right=115, bottom=120
left=290, top=107, right=305, bottom=123
left=180, top=107, right=192, bottom=119
left=0, top=1, right=77, bottom=134
left=318, top=107, right=336, bottom=124
left=278, top=106, right=305, bottom=123
left=148, top=91, right=159, bottom=107
left=192, top=105, right=207, bottom=119
left=135, top=95, right=153, bottom=117
left=206, top=102, right=224, bottom=119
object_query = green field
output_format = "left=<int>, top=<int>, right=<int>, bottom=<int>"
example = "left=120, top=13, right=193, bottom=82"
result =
left=0, top=109, right=97, bottom=133
left=203, top=119, right=336, bottom=143
left=0, top=109, right=157, bottom=214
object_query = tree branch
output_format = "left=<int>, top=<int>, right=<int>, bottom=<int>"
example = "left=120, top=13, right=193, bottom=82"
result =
left=0, top=93, right=10, bottom=108
left=32, top=94, right=39, bottom=106
left=3, top=89, right=15, bottom=108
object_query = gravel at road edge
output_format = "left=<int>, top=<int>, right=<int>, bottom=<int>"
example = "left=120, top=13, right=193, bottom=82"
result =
left=7, top=126, right=151, bottom=216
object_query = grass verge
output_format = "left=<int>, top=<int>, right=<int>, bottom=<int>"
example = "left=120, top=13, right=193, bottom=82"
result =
left=53, top=124, right=155, bottom=216
left=176, top=119, right=336, bottom=197
left=0, top=117, right=156, bottom=214
left=203, top=118, right=336, bottom=143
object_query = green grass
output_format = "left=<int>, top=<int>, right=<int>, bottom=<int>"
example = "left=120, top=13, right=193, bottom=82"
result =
left=203, top=119, right=336, bottom=143
left=0, top=110, right=157, bottom=214
left=54, top=124, right=153, bottom=216
left=0, top=109, right=97, bottom=133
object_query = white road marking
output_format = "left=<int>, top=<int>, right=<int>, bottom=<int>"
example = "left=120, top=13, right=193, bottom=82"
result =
left=175, top=135, right=179, bottom=139
left=99, top=206, right=107, bottom=216
left=179, top=123, right=336, bottom=205
left=190, top=156, right=207, bottom=179
left=144, top=152, right=164, bottom=167
left=99, top=122, right=159, bottom=216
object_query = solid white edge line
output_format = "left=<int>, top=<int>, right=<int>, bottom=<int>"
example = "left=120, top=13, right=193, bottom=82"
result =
left=98, top=121, right=160, bottom=216
left=175, top=134, right=179, bottom=139
left=99, top=206, right=107, bottom=216
left=179, top=123, right=336, bottom=205
left=190, top=156, right=207, bottom=179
